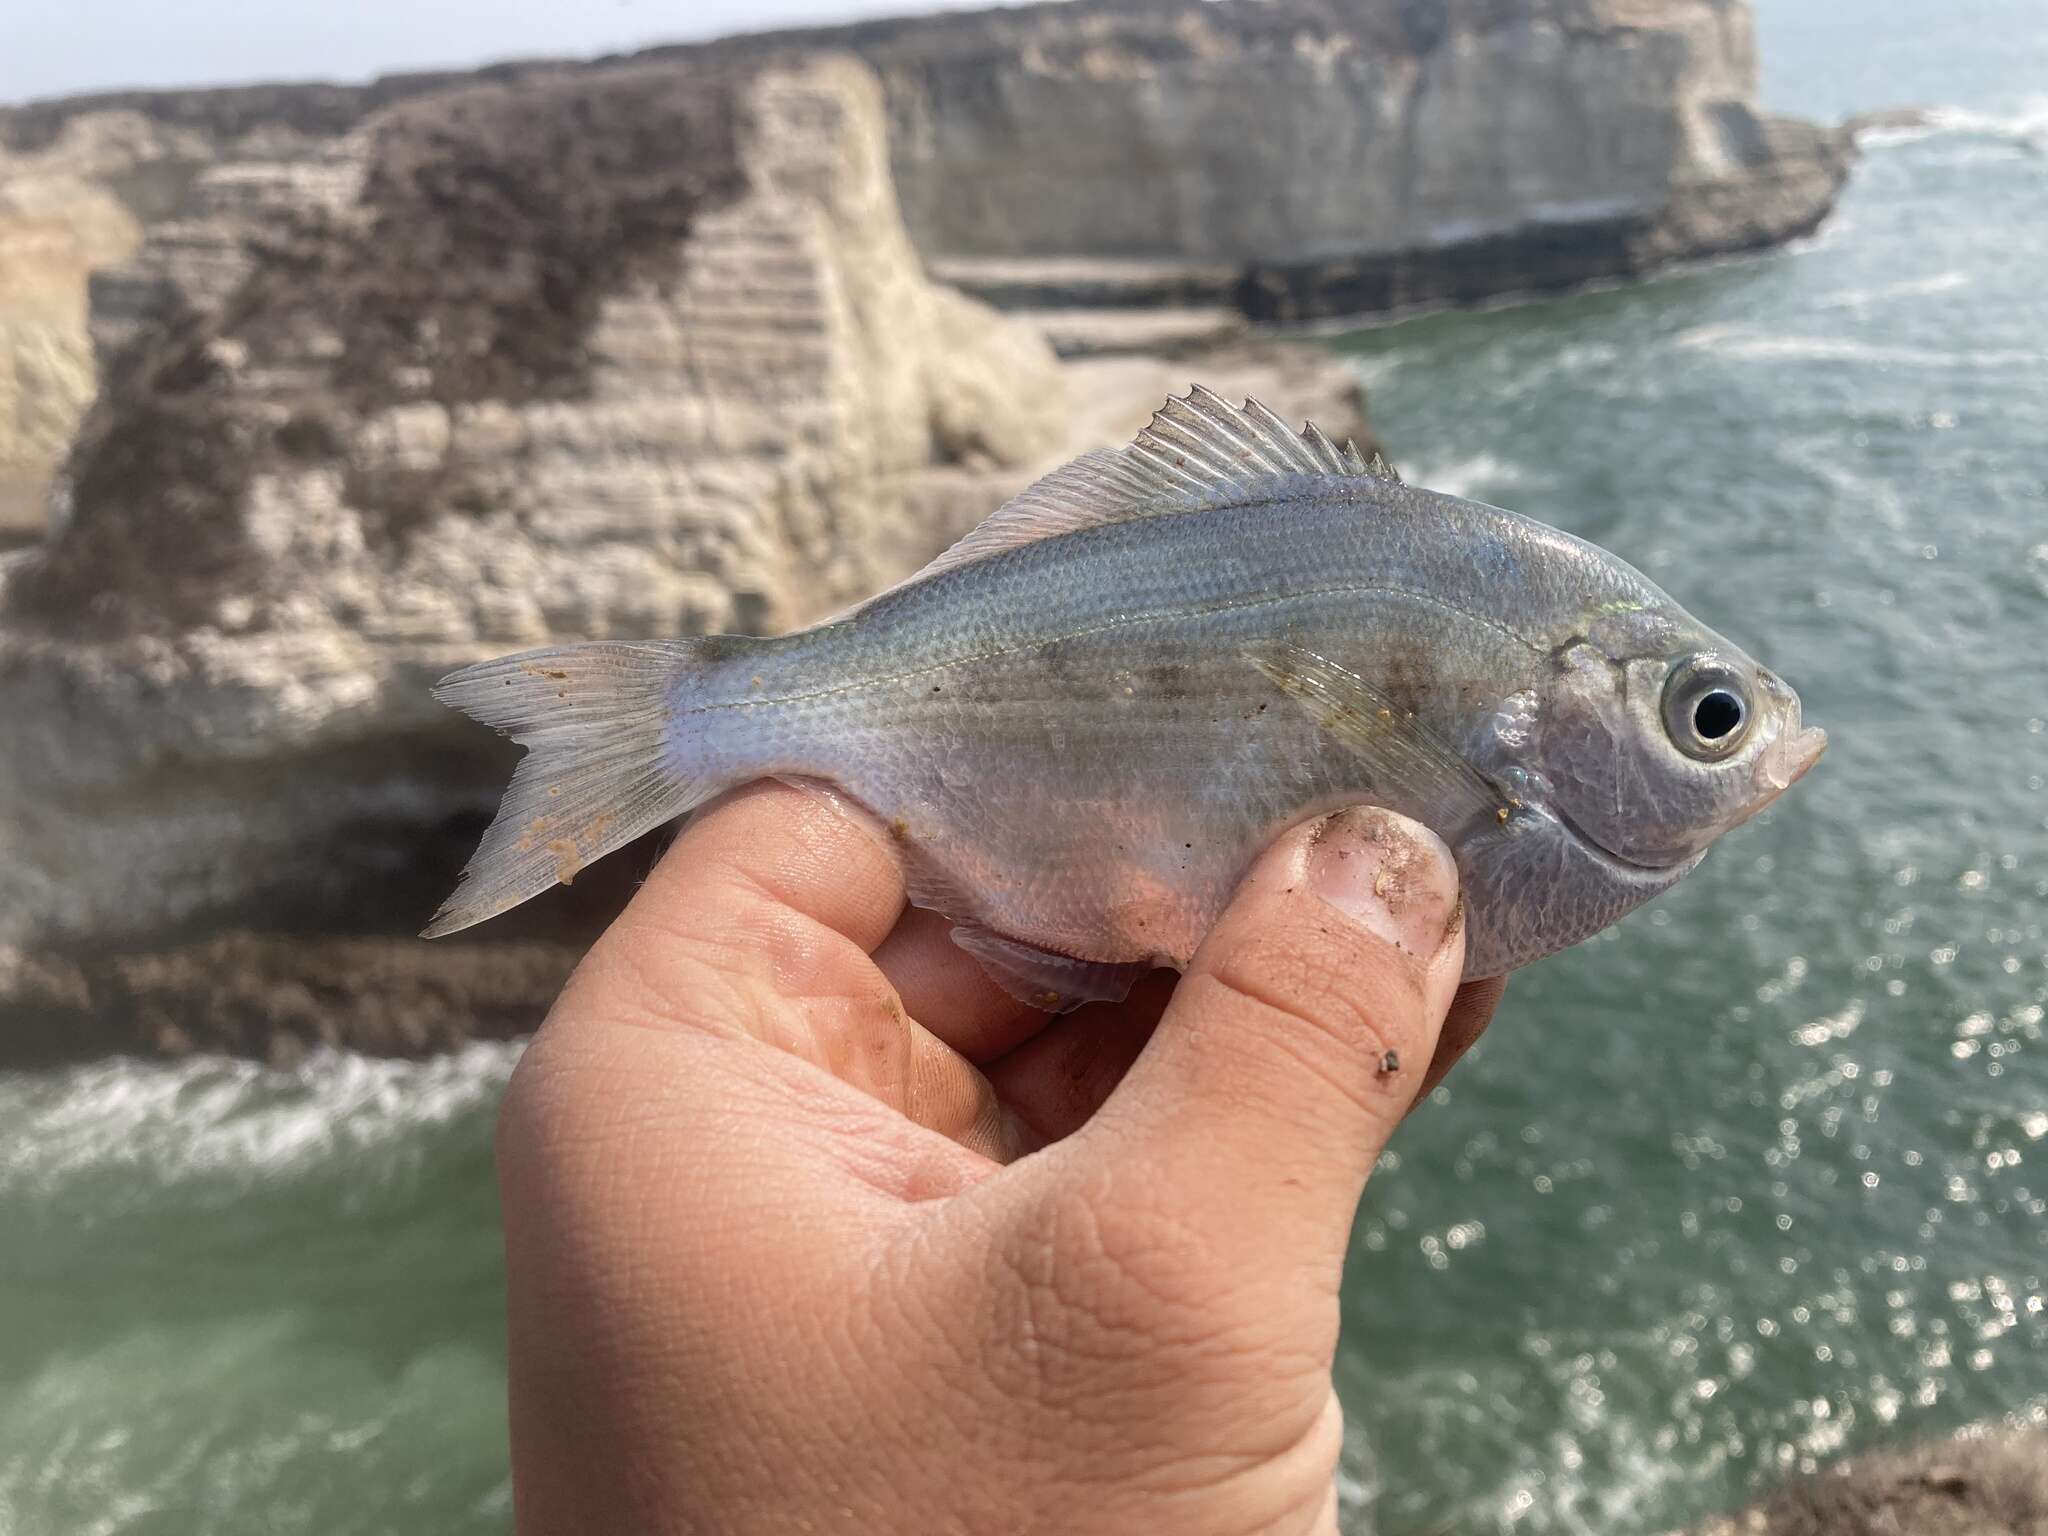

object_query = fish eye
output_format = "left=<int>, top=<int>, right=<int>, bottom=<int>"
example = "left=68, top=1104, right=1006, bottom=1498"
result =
left=1693, top=689, right=1743, bottom=740
left=1662, top=658, right=1754, bottom=761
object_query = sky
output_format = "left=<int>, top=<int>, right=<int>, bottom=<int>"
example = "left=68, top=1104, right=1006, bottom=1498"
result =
left=0, top=0, right=1014, bottom=107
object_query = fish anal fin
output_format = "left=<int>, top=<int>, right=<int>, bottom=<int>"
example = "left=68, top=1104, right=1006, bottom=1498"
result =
left=950, top=923, right=1151, bottom=1014
left=1246, top=642, right=1509, bottom=837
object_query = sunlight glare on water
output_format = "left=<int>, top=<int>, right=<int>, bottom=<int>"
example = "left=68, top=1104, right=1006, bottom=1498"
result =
left=1327, top=2, right=2048, bottom=1528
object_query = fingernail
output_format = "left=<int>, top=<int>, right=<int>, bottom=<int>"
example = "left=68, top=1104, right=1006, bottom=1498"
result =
left=1306, top=808, right=1461, bottom=958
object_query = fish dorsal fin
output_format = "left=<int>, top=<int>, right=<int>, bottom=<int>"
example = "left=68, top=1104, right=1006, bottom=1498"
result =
left=1124, top=385, right=1394, bottom=494
left=843, top=388, right=1395, bottom=615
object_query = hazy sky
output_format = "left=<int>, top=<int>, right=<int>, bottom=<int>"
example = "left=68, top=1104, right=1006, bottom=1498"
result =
left=1, top=0, right=1015, bottom=107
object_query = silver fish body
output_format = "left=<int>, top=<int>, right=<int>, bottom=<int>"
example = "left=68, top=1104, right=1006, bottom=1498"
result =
left=428, top=391, right=1823, bottom=1008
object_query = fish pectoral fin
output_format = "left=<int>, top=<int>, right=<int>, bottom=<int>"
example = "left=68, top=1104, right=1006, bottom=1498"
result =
left=1245, top=641, right=1513, bottom=836
left=949, top=924, right=1152, bottom=1014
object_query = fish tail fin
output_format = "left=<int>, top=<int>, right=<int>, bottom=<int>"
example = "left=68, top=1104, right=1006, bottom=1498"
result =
left=422, top=638, right=738, bottom=938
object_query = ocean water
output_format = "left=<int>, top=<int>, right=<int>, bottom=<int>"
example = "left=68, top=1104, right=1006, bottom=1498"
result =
left=4, top=4, right=2046, bottom=1534
left=1327, top=2, right=2048, bottom=1528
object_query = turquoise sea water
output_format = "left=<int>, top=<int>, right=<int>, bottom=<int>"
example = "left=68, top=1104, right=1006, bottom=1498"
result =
left=1330, top=2, right=2048, bottom=1527
left=4, top=4, right=2046, bottom=1533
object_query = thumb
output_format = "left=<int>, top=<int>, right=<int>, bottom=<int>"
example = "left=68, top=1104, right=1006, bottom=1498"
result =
left=1085, top=806, right=1465, bottom=1271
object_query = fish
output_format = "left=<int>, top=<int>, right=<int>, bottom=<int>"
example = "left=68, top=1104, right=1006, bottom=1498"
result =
left=424, top=388, right=1824, bottom=1008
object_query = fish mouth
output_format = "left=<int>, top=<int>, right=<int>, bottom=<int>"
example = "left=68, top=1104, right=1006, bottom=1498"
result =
left=1784, top=725, right=1828, bottom=785
left=1730, top=723, right=1827, bottom=829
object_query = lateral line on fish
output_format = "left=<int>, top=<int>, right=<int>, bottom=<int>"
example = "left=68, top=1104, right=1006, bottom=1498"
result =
left=680, top=582, right=1548, bottom=717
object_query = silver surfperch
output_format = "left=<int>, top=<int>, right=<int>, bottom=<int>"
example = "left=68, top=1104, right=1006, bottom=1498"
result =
left=425, top=389, right=1824, bottom=1009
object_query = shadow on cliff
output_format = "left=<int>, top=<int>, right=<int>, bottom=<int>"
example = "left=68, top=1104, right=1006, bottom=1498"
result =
left=7, top=66, right=746, bottom=636
left=0, top=65, right=761, bottom=1064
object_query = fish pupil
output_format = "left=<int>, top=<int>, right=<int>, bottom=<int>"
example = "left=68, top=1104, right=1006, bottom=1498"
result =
left=1694, top=689, right=1744, bottom=741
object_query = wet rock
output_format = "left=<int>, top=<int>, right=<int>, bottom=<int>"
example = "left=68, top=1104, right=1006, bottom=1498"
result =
left=1686, top=1430, right=2048, bottom=1536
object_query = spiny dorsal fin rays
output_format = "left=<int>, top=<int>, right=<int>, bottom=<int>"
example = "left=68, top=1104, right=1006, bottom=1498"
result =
left=830, top=388, right=1396, bottom=620
left=1133, top=386, right=1369, bottom=483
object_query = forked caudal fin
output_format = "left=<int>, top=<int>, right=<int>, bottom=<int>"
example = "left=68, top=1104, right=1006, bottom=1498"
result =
left=422, top=640, right=724, bottom=938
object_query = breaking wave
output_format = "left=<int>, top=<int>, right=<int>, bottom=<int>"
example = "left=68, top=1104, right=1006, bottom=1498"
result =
left=1854, top=98, right=2048, bottom=152
left=1403, top=452, right=1528, bottom=501
left=1671, top=324, right=2045, bottom=370
left=1817, top=271, right=1973, bottom=309
left=0, top=1043, right=521, bottom=1205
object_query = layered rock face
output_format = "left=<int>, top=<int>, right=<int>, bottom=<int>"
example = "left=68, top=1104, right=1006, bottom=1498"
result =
left=696, top=0, right=1850, bottom=320
left=0, top=58, right=1069, bottom=1034
left=1688, top=1429, right=2048, bottom=1536
left=0, top=114, right=211, bottom=542
left=0, top=52, right=1372, bottom=1060
left=0, top=0, right=1835, bottom=1058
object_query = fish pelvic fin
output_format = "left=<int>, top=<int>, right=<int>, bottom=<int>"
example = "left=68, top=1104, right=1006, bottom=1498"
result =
left=422, top=639, right=729, bottom=938
left=948, top=923, right=1153, bottom=1014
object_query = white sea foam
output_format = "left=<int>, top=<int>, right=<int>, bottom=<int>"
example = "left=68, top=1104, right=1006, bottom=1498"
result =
left=1856, top=97, right=2048, bottom=152
left=1406, top=451, right=1526, bottom=501
left=1817, top=271, right=1973, bottom=310
left=1343, top=348, right=1412, bottom=392
left=1672, top=323, right=2045, bottom=370
left=0, top=1042, right=522, bottom=1197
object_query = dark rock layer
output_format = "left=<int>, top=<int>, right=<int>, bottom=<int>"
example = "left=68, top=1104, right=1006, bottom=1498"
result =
left=8, top=66, right=748, bottom=637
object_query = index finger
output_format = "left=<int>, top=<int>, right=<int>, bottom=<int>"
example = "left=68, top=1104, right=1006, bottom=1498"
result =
left=555, top=780, right=1028, bottom=1162
left=591, top=779, right=908, bottom=1020
left=559, top=778, right=920, bottom=1085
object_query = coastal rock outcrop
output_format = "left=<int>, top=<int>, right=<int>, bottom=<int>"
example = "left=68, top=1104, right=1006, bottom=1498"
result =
left=0, top=112, right=215, bottom=543
left=692, top=0, right=1853, bottom=321
left=0, top=52, right=1373, bottom=1061
left=0, top=57, right=1070, bottom=1018
left=0, top=0, right=1849, bottom=548
left=1686, top=1429, right=2048, bottom=1536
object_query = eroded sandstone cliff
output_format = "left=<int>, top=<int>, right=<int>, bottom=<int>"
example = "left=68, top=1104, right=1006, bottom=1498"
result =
left=0, top=52, right=1373, bottom=1061
left=0, top=0, right=1839, bottom=1059
left=0, top=113, right=212, bottom=543
left=684, top=0, right=1852, bottom=320
left=0, top=57, right=1061, bottom=1019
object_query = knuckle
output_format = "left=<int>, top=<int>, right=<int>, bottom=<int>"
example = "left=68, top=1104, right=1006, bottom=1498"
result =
left=1199, top=925, right=1431, bottom=1117
left=999, top=1174, right=1282, bottom=1370
left=968, top=1174, right=1334, bottom=1488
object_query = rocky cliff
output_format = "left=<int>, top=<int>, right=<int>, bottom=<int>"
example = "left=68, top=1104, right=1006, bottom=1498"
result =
left=0, top=0, right=1847, bottom=552
left=0, top=113, right=208, bottom=543
left=2, top=0, right=1852, bottom=348
left=683, top=0, right=1852, bottom=321
left=0, top=0, right=1840, bottom=1060
left=0, top=50, right=1372, bottom=1062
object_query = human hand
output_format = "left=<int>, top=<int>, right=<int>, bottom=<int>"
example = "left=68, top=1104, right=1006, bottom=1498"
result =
left=497, top=783, right=1505, bottom=1535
